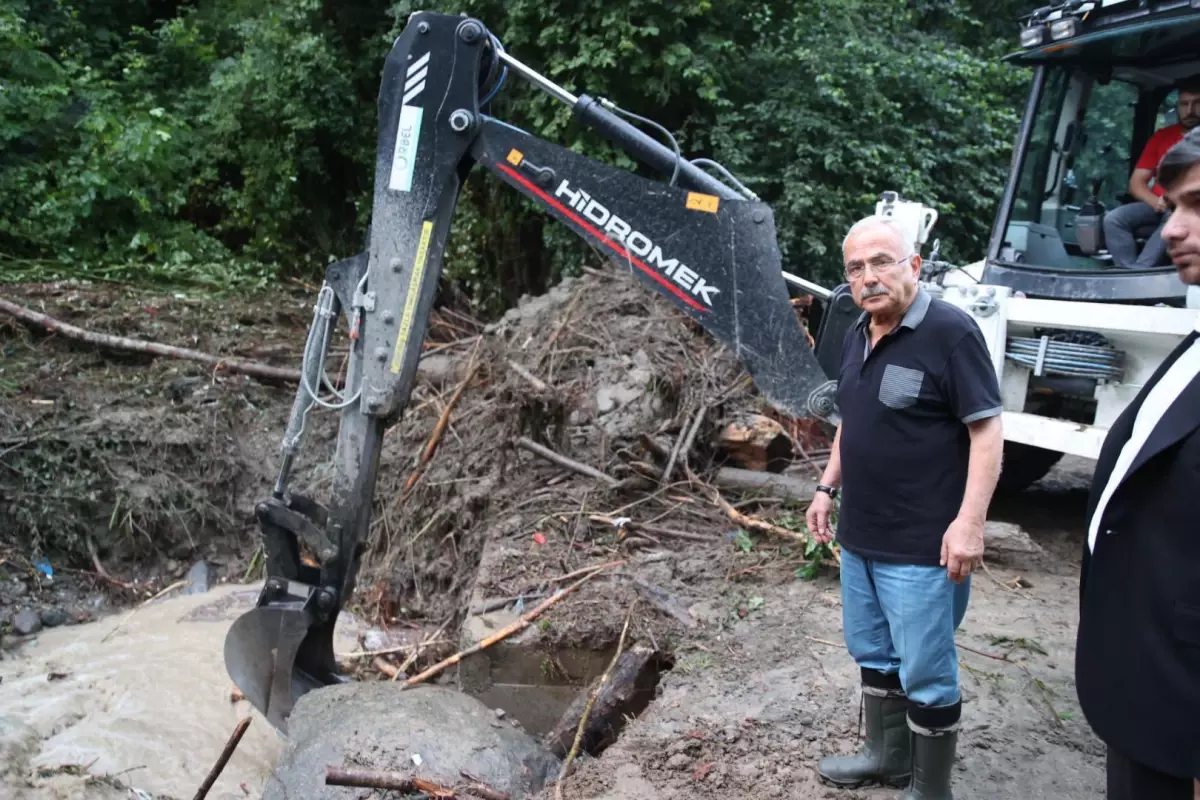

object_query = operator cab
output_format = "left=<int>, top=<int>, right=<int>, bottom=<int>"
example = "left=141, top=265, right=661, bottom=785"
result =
left=983, top=0, right=1200, bottom=305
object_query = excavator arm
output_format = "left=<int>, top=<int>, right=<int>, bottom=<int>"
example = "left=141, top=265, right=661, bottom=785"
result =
left=223, top=10, right=837, bottom=732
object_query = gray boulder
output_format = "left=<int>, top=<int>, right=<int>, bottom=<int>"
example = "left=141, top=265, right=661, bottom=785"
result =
left=264, top=683, right=562, bottom=800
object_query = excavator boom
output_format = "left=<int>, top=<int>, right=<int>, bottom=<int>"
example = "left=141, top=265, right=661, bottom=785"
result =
left=223, top=10, right=834, bottom=732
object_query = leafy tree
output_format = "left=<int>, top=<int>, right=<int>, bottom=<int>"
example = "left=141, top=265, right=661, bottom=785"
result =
left=1, top=0, right=1030, bottom=304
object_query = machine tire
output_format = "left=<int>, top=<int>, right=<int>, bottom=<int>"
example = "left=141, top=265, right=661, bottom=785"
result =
left=996, top=441, right=1064, bottom=494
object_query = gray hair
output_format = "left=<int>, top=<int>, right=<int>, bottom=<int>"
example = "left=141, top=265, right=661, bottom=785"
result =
left=842, top=215, right=915, bottom=259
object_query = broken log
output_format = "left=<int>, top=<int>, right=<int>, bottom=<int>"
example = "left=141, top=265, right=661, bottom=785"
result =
left=713, top=467, right=818, bottom=502
left=713, top=413, right=794, bottom=472
left=545, top=644, right=666, bottom=759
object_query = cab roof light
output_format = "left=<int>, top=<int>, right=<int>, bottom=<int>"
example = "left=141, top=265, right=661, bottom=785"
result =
left=1050, top=17, right=1079, bottom=40
left=1020, top=25, right=1047, bottom=47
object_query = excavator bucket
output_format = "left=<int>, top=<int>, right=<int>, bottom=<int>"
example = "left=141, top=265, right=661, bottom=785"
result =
left=224, top=579, right=343, bottom=732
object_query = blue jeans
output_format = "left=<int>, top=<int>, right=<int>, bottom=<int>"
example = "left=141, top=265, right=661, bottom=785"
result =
left=840, top=547, right=971, bottom=710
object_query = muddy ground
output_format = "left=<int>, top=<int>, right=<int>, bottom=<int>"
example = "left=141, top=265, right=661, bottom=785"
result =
left=0, top=269, right=1105, bottom=798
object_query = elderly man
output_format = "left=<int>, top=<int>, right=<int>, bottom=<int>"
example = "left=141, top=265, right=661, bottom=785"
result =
left=1076, top=128, right=1200, bottom=799
left=806, top=216, right=1004, bottom=798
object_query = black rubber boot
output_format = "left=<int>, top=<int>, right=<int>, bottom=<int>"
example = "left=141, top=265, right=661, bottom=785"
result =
left=902, top=701, right=961, bottom=800
left=817, top=668, right=911, bottom=789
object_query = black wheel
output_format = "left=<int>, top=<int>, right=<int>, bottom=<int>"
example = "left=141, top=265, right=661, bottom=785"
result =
left=996, top=441, right=1064, bottom=494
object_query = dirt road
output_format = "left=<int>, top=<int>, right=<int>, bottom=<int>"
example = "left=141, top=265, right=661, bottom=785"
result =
left=550, top=457, right=1106, bottom=800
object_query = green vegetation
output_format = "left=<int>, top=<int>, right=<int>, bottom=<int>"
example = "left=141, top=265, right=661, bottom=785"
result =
left=3, top=0, right=1030, bottom=310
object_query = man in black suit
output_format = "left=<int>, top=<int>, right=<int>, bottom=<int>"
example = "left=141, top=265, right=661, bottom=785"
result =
left=1076, top=126, right=1200, bottom=800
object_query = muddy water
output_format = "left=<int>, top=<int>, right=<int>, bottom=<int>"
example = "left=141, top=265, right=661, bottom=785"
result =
left=0, top=583, right=362, bottom=799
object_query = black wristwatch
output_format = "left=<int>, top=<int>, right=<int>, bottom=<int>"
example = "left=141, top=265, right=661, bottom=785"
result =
left=816, top=484, right=839, bottom=500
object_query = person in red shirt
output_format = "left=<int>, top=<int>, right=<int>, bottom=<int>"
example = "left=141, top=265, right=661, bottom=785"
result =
left=1104, top=80, right=1199, bottom=269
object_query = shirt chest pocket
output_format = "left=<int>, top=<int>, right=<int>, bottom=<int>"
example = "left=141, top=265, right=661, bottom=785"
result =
left=878, top=364, right=925, bottom=410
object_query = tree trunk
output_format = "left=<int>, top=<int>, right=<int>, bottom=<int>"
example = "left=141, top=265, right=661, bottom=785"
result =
left=544, top=645, right=667, bottom=759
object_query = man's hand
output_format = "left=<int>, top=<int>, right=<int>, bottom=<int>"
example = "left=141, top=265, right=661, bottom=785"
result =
left=806, top=492, right=835, bottom=544
left=1192, top=777, right=1198, bottom=800
left=941, top=515, right=985, bottom=583
left=1155, top=195, right=1169, bottom=214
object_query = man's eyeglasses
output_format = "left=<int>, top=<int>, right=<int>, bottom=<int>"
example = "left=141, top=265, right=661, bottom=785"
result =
left=845, top=255, right=912, bottom=281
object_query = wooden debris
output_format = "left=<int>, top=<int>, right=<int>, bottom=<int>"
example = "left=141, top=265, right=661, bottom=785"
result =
left=713, top=413, right=794, bottom=472
left=391, top=616, right=455, bottom=682
left=712, top=491, right=806, bottom=543
left=547, top=559, right=626, bottom=585
left=324, top=767, right=457, bottom=797
left=712, top=467, right=818, bottom=503
left=662, top=404, right=707, bottom=485
left=516, top=437, right=619, bottom=487
left=401, top=565, right=617, bottom=689
left=459, top=771, right=513, bottom=800
left=553, top=603, right=639, bottom=799
left=0, top=296, right=300, bottom=384
left=403, top=343, right=482, bottom=495
left=193, top=717, right=251, bottom=800
left=546, top=642, right=663, bottom=761
left=506, top=359, right=551, bottom=393
left=590, top=514, right=718, bottom=545
left=0, top=294, right=464, bottom=388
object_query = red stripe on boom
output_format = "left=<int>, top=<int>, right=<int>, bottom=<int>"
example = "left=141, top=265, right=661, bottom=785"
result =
left=495, top=162, right=709, bottom=313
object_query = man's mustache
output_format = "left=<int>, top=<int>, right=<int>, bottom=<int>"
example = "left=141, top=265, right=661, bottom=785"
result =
left=861, top=284, right=888, bottom=299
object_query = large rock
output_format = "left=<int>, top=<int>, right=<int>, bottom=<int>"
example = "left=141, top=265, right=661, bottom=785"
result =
left=263, top=683, right=562, bottom=800
left=985, top=521, right=1043, bottom=555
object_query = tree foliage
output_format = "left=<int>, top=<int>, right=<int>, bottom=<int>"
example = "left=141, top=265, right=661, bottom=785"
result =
left=1, top=0, right=1029, bottom=304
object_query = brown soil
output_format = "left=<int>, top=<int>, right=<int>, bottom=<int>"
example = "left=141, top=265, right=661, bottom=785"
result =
left=0, top=268, right=1106, bottom=799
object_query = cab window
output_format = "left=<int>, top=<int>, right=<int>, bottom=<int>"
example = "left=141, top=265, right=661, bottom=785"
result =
left=999, top=69, right=1155, bottom=271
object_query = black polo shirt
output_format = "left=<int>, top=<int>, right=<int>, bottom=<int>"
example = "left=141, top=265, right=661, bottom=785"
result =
left=834, top=286, right=1002, bottom=566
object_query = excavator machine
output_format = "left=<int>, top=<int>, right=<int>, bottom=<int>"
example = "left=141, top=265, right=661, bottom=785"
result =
left=224, top=1, right=1200, bottom=734
left=223, top=10, right=838, bottom=732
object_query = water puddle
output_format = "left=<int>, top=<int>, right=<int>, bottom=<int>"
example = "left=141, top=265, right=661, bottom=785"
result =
left=0, top=584, right=362, bottom=799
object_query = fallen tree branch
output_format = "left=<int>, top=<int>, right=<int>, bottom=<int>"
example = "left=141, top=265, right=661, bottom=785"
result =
left=712, top=491, right=805, bottom=543
left=325, top=767, right=457, bottom=797
left=401, top=565, right=616, bottom=689
left=0, top=296, right=300, bottom=384
left=403, top=342, right=482, bottom=496
left=663, top=404, right=707, bottom=485
left=556, top=601, right=638, bottom=800
left=516, top=437, right=618, bottom=487
left=547, top=559, right=626, bottom=585
left=391, top=616, right=455, bottom=682
left=589, top=514, right=718, bottom=545
left=459, top=771, right=512, bottom=800
left=506, top=359, right=551, bottom=393
left=470, top=593, right=550, bottom=615
left=192, top=717, right=251, bottom=800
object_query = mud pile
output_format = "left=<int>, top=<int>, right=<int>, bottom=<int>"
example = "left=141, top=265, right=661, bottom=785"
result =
left=340, top=268, right=828, bottom=659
